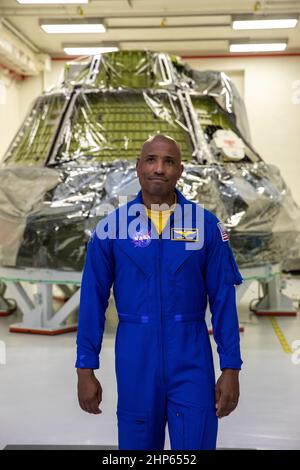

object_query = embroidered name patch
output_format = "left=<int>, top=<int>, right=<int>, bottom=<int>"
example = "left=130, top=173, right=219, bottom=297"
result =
left=217, top=221, right=229, bottom=242
left=171, top=228, right=199, bottom=242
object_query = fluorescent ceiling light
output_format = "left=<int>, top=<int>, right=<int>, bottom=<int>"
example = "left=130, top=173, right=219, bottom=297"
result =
left=233, top=19, right=298, bottom=29
left=230, top=42, right=287, bottom=53
left=17, top=0, right=88, bottom=4
left=40, top=19, right=105, bottom=34
left=63, top=45, right=119, bottom=55
left=232, top=14, right=298, bottom=30
left=42, top=24, right=105, bottom=33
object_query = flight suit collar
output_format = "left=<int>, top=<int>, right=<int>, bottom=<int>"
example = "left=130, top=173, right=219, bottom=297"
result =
left=133, top=188, right=204, bottom=275
left=115, top=187, right=201, bottom=276
left=132, top=187, right=190, bottom=226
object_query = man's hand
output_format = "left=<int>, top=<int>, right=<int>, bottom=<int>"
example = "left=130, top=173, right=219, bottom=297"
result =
left=77, top=368, right=102, bottom=415
left=215, top=368, right=240, bottom=418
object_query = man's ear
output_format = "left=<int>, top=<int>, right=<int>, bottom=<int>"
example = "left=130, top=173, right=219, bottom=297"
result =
left=136, top=157, right=140, bottom=171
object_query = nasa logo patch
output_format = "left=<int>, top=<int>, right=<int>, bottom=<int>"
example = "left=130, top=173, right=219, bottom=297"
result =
left=131, top=229, right=152, bottom=248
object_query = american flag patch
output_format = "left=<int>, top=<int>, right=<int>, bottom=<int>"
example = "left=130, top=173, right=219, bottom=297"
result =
left=217, top=221, right=229, bottom=242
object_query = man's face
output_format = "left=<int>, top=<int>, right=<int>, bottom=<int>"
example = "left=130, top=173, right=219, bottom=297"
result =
left=136, top=139, right=184, bottom=197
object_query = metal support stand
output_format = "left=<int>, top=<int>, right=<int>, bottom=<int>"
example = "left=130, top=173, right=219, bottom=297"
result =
left=239, top=263, right=296, bottom=316
left=0, top=262, right=296, bottom=336
left=0, top=281, right=17, bottom=316
left=52, top=284, right=77, bottom=302
left=0, top=267, right=82, bottom=335
left=205, top=262, right=297, bottom=334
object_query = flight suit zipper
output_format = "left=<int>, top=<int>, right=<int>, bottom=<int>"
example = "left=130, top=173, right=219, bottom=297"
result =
left=158, top=232, right=166, bottom=387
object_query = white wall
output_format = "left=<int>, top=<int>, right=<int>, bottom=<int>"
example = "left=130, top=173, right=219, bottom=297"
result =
left=1, top=55, right=300, bottom=204
left=0, top=70, right=21, bottom=159
left=0, top=70, right=43, bottom=159
left=0, top=62, right=62, bottom=161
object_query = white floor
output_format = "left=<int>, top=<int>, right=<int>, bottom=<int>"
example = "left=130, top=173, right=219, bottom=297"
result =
left=0, top=277, right=300, bottom=450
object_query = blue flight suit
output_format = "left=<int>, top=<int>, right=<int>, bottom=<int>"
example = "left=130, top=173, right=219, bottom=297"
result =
left=75, top=187, right=243, bottom=450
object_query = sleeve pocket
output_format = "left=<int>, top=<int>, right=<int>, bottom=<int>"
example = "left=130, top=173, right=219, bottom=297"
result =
left=225, top=245, right=243, bottom=286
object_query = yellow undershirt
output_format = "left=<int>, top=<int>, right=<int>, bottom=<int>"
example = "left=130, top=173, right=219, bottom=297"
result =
left=146, top=193, right=177, bottom=236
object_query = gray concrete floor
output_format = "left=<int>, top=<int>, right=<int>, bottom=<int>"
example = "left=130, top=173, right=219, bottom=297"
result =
left=0, top=277, right=299, bottom=450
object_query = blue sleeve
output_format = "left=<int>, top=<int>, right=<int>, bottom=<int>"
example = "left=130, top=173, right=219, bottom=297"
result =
left=204, top=213, right=243, bottom=371
left=75, top=228, right=114, bottom=369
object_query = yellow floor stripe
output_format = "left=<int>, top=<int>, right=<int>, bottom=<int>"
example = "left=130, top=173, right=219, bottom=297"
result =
left=269, top=317, right=292, bottom=354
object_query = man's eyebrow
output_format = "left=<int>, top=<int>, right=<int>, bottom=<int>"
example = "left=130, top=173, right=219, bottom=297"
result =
left=144, top=154, right=176, bottom=159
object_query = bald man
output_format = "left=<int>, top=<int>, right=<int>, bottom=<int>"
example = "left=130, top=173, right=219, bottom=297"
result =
left=76, top=134, right=243, bottom=450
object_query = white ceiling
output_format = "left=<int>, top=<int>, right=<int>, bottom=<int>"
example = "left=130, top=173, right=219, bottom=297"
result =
left=0, top=0, right=300, bottom=56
